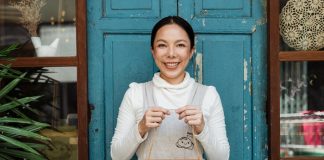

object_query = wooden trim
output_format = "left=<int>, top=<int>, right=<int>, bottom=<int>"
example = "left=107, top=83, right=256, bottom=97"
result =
left=279, top=51, right=324, bottom=61
left=1, top=0, right=89, bottom=159
left=268, top=0, right=280, bottom=159
left=76, top=0, right=89, bottom=159
left=269, top=0, right=324, bottom=159
left=0, top=57, right=77, bottom=67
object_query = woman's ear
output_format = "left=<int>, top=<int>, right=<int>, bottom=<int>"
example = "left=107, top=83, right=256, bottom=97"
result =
left=190, top=47, right=195, bottom=59
left=151, top=48, right=155, bottom=58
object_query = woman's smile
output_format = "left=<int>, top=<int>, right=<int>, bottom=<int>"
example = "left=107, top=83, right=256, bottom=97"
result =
left=164, top=62, right=180, bottom=69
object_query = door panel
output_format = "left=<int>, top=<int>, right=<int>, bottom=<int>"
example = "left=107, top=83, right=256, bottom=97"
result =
left=179, top=0, right=255, bottom=33
left=196, top=35, right=252, bottom=159
left=178, top=0, right=267, bottom=159
left=195, top=0, right=251, bottom=17
left=88, top=1, right=177, bottom=159
left=93, top=0, right=177, bottom=32
left=103, top=35, right=155, bottom=156
left=106, top=0, right=160, bottom=18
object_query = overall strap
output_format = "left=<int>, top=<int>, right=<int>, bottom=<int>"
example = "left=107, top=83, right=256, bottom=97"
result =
left=143, top=81, right=156, bottom=108
left=191, top=83, right=208, bottom=106
left=186, top=83, right=199, bottom=105
left=191, top=83, right=208, bottom=160
left=143, top=81, right=158, bottom=159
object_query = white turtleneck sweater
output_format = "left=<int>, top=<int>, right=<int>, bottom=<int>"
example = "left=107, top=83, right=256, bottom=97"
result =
left=110, top=72, right=230, bottom=160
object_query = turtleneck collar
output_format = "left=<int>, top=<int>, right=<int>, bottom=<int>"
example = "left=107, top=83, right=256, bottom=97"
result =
left=152, top=72, right=195, bottom=89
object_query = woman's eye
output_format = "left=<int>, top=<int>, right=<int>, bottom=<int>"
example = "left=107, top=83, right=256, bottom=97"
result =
left=157, top=44, right=166, bottom=48
left=177, top=44, right=186, bottom=47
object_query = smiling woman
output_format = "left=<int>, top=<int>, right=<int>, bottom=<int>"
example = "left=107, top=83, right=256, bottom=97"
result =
left=151, top=23, right=194, bottom=85
left=110, top=16, right=230, bottom=160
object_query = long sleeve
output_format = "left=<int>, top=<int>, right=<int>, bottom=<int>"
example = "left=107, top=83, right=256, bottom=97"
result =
left=195, top=86, right=230, bottom=160
left=110, top=84, right=147, bottom=160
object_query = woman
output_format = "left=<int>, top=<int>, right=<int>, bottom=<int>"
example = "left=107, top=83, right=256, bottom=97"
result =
left=111, top=16, right=230, bottom=160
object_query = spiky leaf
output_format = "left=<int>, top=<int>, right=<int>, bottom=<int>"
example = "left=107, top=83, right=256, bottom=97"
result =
left=0, top=73, right=26, bottom=100
left=0, top=44, right=18, bottom=58
left=0, top=142, right=48, bottom=149
left=0, top=153, right=15, bottom=160
left=0, top=117, right=49, bottom=127
left=11, top=108, right=32, bottom=120
left=0, top=134, right=39, bottom=155
left=0, top=148, right=46, bottom=160
left=0, top=96, right=40, bottom=113
left=0, top=126, right=50, bottom=141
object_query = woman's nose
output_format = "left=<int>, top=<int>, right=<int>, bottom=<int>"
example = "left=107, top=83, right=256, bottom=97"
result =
left=167, top=46, right=176, bottom=58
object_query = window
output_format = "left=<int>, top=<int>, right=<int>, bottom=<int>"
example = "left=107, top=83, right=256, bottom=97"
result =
left=269, top=0, right=324, bottom=159
left=0, top=0, right=88, bottom=159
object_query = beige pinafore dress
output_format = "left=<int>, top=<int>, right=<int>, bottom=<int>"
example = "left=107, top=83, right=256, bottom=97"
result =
left=137, top=81, right=207, bottom=160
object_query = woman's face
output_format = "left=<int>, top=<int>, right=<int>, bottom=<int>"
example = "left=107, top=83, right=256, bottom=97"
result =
left=151, top=24, right=194, bottom=84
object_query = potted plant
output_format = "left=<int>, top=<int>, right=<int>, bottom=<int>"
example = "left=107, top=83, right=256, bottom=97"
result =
left=9, top=0, right=59, bottom=57
left=0, top=45, right=51, bottom=160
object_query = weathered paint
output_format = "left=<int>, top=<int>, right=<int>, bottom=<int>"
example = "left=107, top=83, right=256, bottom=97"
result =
left=87, top=1, right=106, bottom=158
left=251, top=0, right=268, bottom=159
left=244, top=59, right=248, bottom=81
left=202, top=18, right=206, bottom=27
left=256, top=18, right=267, bottom=26
left=249, top=82, right=252, bottom=95
left=194, top=52, right=203, bottom=83
left=251, top=25, right=257, bottom=33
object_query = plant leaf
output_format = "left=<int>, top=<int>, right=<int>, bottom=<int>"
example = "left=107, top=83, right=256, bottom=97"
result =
left=0, top=64, right=23, bottom=76
left=0, top=74, right=26, bottom=80
left=22, top=125, right=46, bottom=133
left=5, top=125, right=49, bottom=139
left=11, top=108, right=32, bottom=120
left=0, top=148, right=46, bottom=160
left=0, top=96, right=40, bottom=113
left=0, top=117, right=49, bottom=127
left=0, top=126, right=50, bottom=141
left=0, top=153, right=15, bottom=160
left=0, top=134, right=39, bottom=155
left=0, top=142, right=48, bottom=149
left=0, top=64, right=10, bottom=82
left=5, top=96, right=43, bottom=116
left=0, top=73, right=26, bottom=100
left=0, top=44, right=18, bottom=58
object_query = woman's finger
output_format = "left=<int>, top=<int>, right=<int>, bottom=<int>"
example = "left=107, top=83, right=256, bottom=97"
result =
left=183, top=114, right=200, bottom=122
left=175, top=105, right=196, bottom=114
left=178, top=108, right=200, bottom=119
left=148, top=111, right=165, bottom=117
left=147, top=117, right=163, bottom=123
left=188, top=118, right=202, bottom=125
left=146, top=122, right=160, bottom=128
left=150, top=107, right=170, bottom=115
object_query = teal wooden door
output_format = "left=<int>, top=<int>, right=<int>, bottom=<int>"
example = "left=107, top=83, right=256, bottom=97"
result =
left=88, top=0, right=267, bottom=160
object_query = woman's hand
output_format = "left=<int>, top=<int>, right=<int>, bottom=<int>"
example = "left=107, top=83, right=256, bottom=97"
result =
left=138, top=107, right=170, bottom=137
left=176, top=106, right=205, bottom=134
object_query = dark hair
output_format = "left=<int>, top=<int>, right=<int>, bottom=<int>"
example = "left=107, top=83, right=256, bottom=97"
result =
left=151, top=16, right=195, bottom=49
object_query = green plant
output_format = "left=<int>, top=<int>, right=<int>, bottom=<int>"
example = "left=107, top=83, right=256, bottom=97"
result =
left=0, top=45, right=51, bottom=160
left=0, top=44, right=17, bottom=60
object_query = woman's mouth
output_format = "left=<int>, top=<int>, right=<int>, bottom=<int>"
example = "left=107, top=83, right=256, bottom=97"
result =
left=164, top=62, right=179, bottom=69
